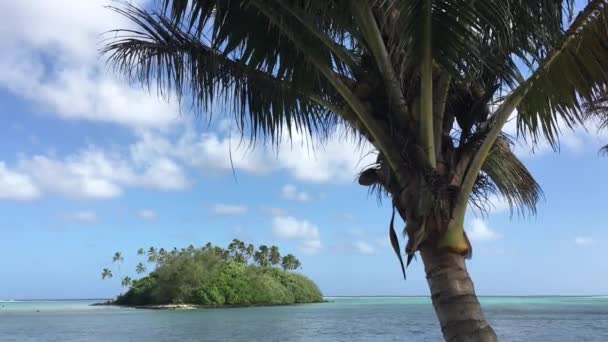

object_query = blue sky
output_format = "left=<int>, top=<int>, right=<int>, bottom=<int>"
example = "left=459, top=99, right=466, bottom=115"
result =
left=1, top=1, right=607, bottom=299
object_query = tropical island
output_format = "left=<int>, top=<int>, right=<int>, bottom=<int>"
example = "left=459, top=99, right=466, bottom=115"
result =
left=100, top=239, right=323, bottom=308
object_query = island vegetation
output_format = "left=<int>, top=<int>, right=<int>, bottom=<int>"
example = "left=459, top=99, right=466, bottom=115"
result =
left=101, top=239, right=323, bottom=307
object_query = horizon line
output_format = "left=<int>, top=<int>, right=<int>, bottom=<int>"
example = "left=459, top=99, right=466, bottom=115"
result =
left=4, top=294, right=607, bottom=301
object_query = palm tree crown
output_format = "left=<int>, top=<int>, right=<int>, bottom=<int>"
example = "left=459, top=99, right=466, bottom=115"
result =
left=101, top=268, right=113, bottom=280
left=136, top=262, right=147, bottom=274
left=104, top=0, right=608, bottom=256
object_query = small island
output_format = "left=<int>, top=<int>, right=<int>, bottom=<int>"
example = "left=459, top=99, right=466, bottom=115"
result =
left=100, top=239, right=323, bottom=308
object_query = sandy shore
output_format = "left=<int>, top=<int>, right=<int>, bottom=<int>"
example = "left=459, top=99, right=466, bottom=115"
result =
left=91, top=301, right=328, bottom=310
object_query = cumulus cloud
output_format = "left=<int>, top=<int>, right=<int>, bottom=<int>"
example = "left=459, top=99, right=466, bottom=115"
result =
left=130, top=129, right=274, bottom=176
left=275, top=133, right=375, bottom=183
left=13, top=147, right=188, bottom=200
left=138, top=209, right=158, bottom=221
left=0, top=0, right=382, bottom=205
left=0, top=162, right=40, bottom=201
left=211, top=204, right=248, bottom=216
left=62, top=211, right=97, bottom=224
left=575, top=236, right=594, bottom=246
left=131, top=127, right=376, bottom=185
left=281, top=184, right=311, bottom=202
left=466, top=218, right=502, bottom=242
left=0, top=0, right=180, bottom=129
left=272, top=216, right=322, bottom=255
left=502, top=111, right=606, bottom=159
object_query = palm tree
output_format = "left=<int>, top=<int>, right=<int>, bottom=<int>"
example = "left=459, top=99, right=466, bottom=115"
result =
left=269, top=246, right=281, bottom=266
left=112, top=252, right=124, bottom=272
left=227, top=239, right=248, bottom=263
left=147, top=247, right=158, bottom=264
left=245, top=244, right=255, bottom=263
left=254, top=245, right=270, bottom=267
left=136, top=262, right=147, bottom=274
left=156, top=248, right=169, bottom=264
left=101, top=268, right=113, bottom=280
left=281, top=254, right=301, bottom=271
left=137, top=248, right=145, bottom=256
left=121, top=276, right=132, bottom=289
left=104, top=1, right=608, bottom=340
left=202, top=242, right=213, bottom=251
left=112, top=251, right=124, bottom=264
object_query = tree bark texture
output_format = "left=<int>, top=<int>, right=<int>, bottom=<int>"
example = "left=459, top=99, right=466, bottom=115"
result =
left=420, top=245, right=498, bottom=342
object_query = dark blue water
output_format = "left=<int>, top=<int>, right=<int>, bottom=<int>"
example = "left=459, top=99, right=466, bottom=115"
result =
left=1, top=297, right=607, bottom=341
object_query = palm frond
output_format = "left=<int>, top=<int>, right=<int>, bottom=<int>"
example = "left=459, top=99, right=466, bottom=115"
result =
left=517, top=0, right=608, bottom=147
left=103, top=3, right=339, bottom=143
left=584, top=92, right=608, bottom=154
left=373, top=0, right=513, bottom=83
left=479, top=135, right=543, bottom=216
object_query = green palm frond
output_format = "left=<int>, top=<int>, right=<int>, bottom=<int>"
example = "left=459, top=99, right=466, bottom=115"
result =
left=104, top=3, right=341, bottom=143
left=584, top=92, right=608, bottom=154
left=371, top=0, right=557, bottom=85
left=480, top=135, right=543, bottom=216
left=516, top=1, right=608, bottom=147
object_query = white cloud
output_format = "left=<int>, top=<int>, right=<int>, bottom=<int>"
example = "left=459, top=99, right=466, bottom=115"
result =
left=18, top=150, right=133, bottom=199
left=138, top=209, right=158, bottom=221
left=575, top=236, right=594, bottom=246
left=281, top=184, right=311, bottom=202
left=272, top=216, right=322, bottom=255
left=0, top=0, right=180, bottom=129
left=354, top=240, right=375, bottom=255
left=0, top=0, right=381, bottom=202
left=131, top=127, right=376, bottom=185
left=466, top=218, right=502, bottom=242
left=138, top=157, right=189, bottom=191
left=502, top=110, right=606, bottom=159
left=0, top=162, right=41, bottom=201
left=275, top=131, right=376, bottom=184
left=62, top=211, right=97, bottom=224
left=14, top=146, right=188, bottom=200
left=211, top=204, right=248, bottom=216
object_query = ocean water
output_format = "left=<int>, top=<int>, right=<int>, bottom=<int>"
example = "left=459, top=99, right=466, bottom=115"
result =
left=1, top=297, right=607, bottom=341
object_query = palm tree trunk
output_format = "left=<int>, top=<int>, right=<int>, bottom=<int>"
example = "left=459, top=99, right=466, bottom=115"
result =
left=420, top=245, right=497, bottom=342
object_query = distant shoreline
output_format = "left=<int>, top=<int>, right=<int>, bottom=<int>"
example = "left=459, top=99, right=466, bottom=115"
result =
left=91, top=300, right=329, bottom=310
left=4, top=295, right=608, bottom=302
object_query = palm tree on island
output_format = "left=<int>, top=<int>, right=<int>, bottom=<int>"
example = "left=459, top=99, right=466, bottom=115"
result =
left=104, top=1, right=608, bottom=340
left=136, top=262, right=147, bottom=274
left=121, top=276, right=132, bottom=292
left=281, top=254, right=301, bottom=271
left=147, top=247, right=158, bottom=264
left=112, top=252, right=124, bottom=264
left=101, top=268, right=113, bottom=280
left=269, top=246, right=282, bottom=267
left=254, top=245, right=270, bottom=267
